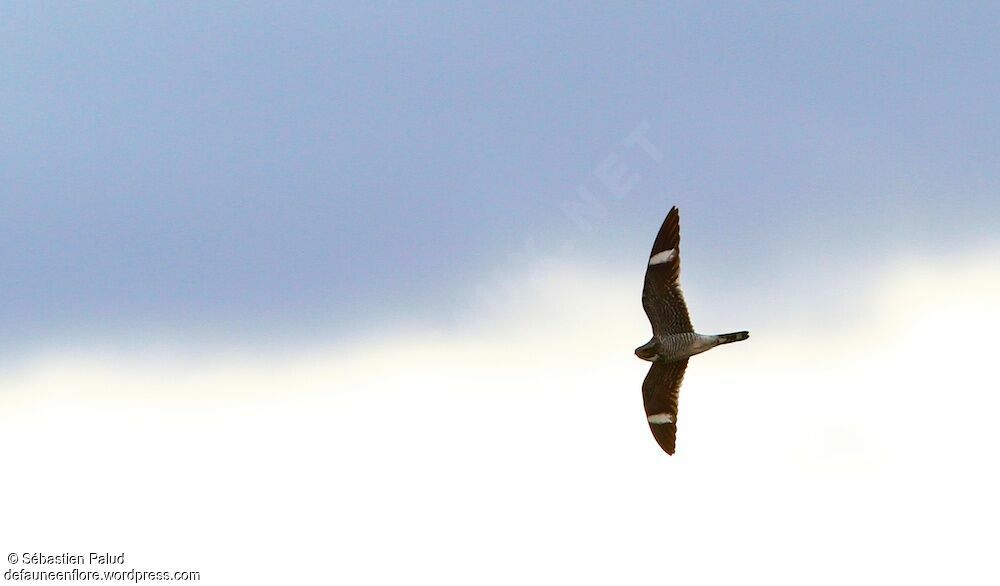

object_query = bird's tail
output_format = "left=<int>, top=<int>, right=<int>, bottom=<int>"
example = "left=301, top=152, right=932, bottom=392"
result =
left=716, top=331, right=749, bottom=345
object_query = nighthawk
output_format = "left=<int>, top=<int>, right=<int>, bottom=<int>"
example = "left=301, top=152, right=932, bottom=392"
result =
left=635, top=206, right=749, bottom=455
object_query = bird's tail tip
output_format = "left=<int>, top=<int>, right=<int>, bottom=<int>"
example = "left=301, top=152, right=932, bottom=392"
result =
left=718, top=331, right=749, bottom=344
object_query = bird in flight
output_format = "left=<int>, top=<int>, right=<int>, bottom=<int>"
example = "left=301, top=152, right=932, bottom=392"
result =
left=635, top=206, right=749, bottom=455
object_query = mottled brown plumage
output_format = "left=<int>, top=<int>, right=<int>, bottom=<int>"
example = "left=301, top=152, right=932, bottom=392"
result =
left=635, top=207, right=749, bottom=455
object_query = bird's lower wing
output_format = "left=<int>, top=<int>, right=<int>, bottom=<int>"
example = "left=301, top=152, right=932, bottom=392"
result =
left=642, top=359, right=689, bottom=455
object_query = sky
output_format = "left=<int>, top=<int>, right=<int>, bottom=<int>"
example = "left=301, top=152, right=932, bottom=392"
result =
left=2, top=3, right=999, bottom=584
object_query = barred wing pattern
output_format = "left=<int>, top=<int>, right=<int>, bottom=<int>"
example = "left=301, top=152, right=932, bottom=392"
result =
left=641, top=207, right=696, bottom=455
left=641, top=207, right=693, bottom=335
left=642, top=359, right=689, bottom=456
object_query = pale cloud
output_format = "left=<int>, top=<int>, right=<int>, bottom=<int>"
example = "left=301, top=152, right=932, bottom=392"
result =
left=1, top=248, right=998, bottom=585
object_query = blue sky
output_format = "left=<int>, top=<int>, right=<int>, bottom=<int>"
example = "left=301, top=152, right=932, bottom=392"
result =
left=4, top=2, right=998, bottom=350
left=4, top=4, right=1000, bottom=584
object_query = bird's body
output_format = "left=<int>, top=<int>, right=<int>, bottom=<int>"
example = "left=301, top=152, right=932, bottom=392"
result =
left=635, top=332, right=746, bottom=362
left=635, top=206, right=748, bottom=455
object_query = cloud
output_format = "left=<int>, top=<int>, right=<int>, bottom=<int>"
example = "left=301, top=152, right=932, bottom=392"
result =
left=1, top=247, right=998, bottom=584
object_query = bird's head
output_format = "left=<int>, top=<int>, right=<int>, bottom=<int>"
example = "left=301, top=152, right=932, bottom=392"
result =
left=634, top=338, right=659, bottom=361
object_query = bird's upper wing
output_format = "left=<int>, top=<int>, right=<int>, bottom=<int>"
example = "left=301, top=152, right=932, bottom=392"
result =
left=642, top=359, right=689, bottom=455
left=641, top=206, right=694, bottom=335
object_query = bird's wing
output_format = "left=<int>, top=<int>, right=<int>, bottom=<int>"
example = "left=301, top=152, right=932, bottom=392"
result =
left=641, top=206, right=694, bottom=335
left=642, top=359, right=689, bottom=455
